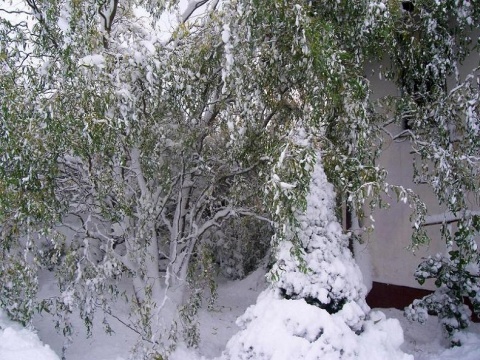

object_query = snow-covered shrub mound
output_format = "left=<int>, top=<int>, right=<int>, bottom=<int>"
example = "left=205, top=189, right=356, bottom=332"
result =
left=221, top=156, right=413, bottom=359
left=0, top=310, right=60, bottom=360
left=222, top=289, right=412, bottom=360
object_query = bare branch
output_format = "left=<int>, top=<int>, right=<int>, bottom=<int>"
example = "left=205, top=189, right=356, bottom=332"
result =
left=98, top=0, right=119, bottom=49
left=0, top=8, right=30, bottom=15
left=163, top=0, right=215, bottom=46
left=102, top=306, right=155, bottom=345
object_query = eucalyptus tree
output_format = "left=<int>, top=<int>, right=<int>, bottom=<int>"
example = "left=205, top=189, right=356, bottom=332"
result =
left=1, top=0, right=273, bottom=356
left=0, top=0, right=393, bottom=356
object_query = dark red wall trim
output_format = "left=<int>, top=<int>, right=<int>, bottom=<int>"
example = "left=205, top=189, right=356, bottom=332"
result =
left=366, top=281, right=480, bottom=323
left=366, top=281, right=432, bottom=310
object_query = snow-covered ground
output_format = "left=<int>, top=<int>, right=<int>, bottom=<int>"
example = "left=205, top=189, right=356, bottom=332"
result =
left=2, top=268, right=480, bottom=360
left=385, top=308, right=480, bottom=360
left=0, top=310, right=60, bottom=360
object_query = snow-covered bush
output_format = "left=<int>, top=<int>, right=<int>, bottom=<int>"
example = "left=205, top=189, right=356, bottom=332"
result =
left=270, top=156, right=368, bottom=329
left=222, top=156, right=412, bottom=360
left=223, top=290, right=412, bottom=360
left=406, top=216, right=480, bottom=344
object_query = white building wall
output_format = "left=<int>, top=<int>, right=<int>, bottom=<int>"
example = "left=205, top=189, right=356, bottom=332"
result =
left=367, top=136, right=447, bottom=290
left=362, top=48, right=480, bottom=290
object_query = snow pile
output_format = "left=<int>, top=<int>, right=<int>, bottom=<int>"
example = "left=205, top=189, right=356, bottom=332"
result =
left=221, top=156, right=413, bottom=359
left=0, top=310, right=60, bottom=360
left=422, top=331, right=480, bottom=360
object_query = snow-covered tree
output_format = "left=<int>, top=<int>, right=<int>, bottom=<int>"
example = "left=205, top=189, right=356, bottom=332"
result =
left=271, top=153, right=368, bottom=325
left=222, top=151, right=412, bottom=360
left=1, top=1, right=274, bottom=357
left=0, top=1, right=391, bottom=355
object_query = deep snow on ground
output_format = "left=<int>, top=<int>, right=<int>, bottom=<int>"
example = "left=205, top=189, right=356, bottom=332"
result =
left=386, top=307, right=480, bottom=360
left=2, top=268, right=480, bottom=360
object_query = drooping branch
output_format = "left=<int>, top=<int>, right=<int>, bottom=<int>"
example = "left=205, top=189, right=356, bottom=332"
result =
left=163, top=0, right=216, bottom=45
left=179, top=0, right=210, bottom=24
left=0, top=8, right=30, bottom=15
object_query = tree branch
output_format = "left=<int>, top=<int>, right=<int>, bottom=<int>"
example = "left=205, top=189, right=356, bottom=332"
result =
left=98, top=0, right=119, bottom=49
left=179, top=0, right=209, bottom=24
left=420, top=210, right=480, bottom=227
left=25, top=0, right=59, bottom=49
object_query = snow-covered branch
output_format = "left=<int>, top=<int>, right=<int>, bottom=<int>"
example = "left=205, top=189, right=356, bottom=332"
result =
left=179, top=0, right=210, bottom=24
left=420, top=210, right=480, bottom=227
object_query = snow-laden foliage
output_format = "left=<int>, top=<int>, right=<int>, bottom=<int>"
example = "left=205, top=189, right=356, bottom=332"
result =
left=222, top=154, right=412, bottom=360
left=406, top=215, right=480, bottom=342
left=217, top=0, right=480, bottom=344
left=375, top=0, right=480, bottom=340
